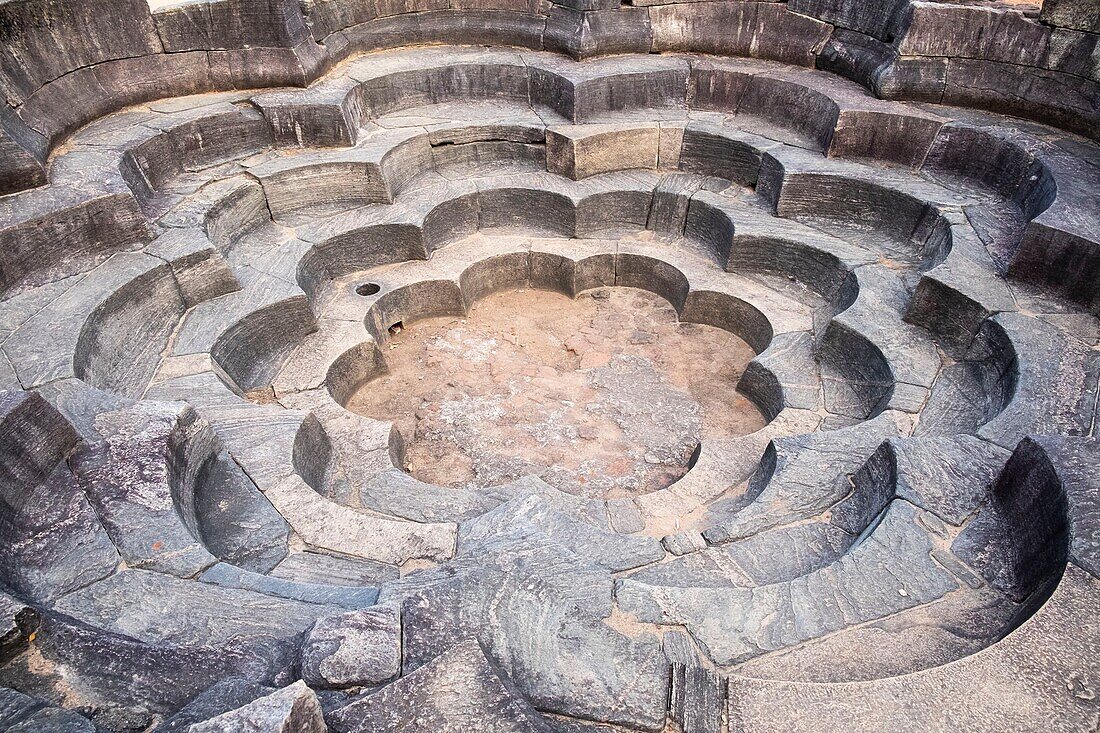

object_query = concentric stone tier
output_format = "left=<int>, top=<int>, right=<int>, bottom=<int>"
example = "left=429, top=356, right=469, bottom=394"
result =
left=0, top=5, right=1098, bottom=731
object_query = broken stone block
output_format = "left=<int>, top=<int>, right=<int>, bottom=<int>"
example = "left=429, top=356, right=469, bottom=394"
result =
left=329, top=640, right=552, bottom=732
left=152, top=677, right=274, bottom=732
left=0, top=687, right=97, bottom=732
left=301, top=606, right=401, bottom=689
left=664, top=631, right=722, bottom=733
left=663, top=531, right=707, bottom=556
left=69, top=401, right=219, bottom=578
left=189, top=681, right=326, bottom=733
left=0, top=591, right=34, bottom=662
left=0, top=391, right=119, bottom=602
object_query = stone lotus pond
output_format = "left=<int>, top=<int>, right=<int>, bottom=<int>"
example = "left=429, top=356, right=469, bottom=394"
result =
left=0, top=0, right=1097, bottom=729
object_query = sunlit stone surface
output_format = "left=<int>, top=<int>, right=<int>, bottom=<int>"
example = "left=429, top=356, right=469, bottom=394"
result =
left=0, top=0, right=1097, bottom=730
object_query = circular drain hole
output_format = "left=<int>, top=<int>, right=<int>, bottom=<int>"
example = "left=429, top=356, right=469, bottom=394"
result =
left=346, top=287, right=767, bottom=500
left=356, top=282, right=381, bottom=296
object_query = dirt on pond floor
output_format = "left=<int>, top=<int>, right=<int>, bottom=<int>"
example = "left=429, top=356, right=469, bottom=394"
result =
left=346, top=287, right=766, bottom=499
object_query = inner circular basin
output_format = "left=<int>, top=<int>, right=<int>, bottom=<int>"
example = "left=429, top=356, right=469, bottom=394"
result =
left=347, top=287, right=765, bottom=499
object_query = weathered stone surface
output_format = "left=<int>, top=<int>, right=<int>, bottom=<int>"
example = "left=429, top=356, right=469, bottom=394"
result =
left=264, top=474, right=457, bottom=565
left=953, top=438, right=1069, bottom=601
left=846, top=435, right=1010, bottom=527
left=977, top=313, right=1099, bottom=448
left=0, top=687, right=97, bottom=732
left=1033, top=436, right=1100, bottom=577
left=606, top=498, right=646, bottom=534
left=0, top=125, right=45, bottom=196
left=631, top=521, right=852, bottom=589
left=621, top=502, right=959, bottom=665
left=301, top=606, right=401, bottom=689
left=942, top=57, right=1100, bottom=139
left=0, top=591, right=32, bottom=663
left=546, top=124, right=659, bottom=180
left=153, top=677, right=274, bottom=732
left=678, top=124, right=773, bottom=187
left=0, top=609, right=287, bottom=716
left=1042, top=0, right=1100, bottom=33
left=898, top=3, right=1050, bottom=66
left=0, top=457, right=120, bottom=603
left=0, top=17, right=1097, bottom=733
left=145, top=229, right=240, bottom=309
left=663, top=631, right=722, bottom=733
left=738, top=331, right=821, bottom=417
left=0, top=391, right=120, bottom=601
left=379, top=512, right=668, bottom=729
left=151, top=0, right=311, bottom=52
left=0, top=0, right=162, bottom=106
left=2, top=254, right=176, bottom=395
left=726, top=564, right=1100, bottom=732
left=1008, top=145, right=1100, bottom=313
left=790, top=0, right=905, bottom=40
left=650, top=2, right=832, bottom=66
left=192, top=453, right=290, bottom=573
left=329, top=640, right=552, bottom=733
left=733, top=585, right=1020, bottom=682
left=270, top=552, right=399, bottom=588
left=199, top=563, right=379, bottom=609
left=703, top=414, right=901, bottom=544
left=663, top=530, right=707, bottom=556
left=189, top=681, right=326, bottom=733
left=459, top=494, right=664, bottom=573
left=907, top=223, right=1016, bottom=354
left=70, top=401, right=218, bottom=577
left=50, top=570, right=339, bottom=693
left=544, top=7, right=651, bottom=59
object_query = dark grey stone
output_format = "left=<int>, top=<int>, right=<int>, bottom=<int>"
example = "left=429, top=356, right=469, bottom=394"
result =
left=0, top=391, right=119, bottom=602
left=0, top=591, right=33, bottom=663
left=329, top=640, right=553, bottom=733
left=0, top=610, right=289, bottom=716
left=621, top=501, right=959, bottom=665
left=193, top=454, right=289, bottom=573
left=270, top=552, right=399, bottom=588
left=725, top=561, right=1097, bottom=731
left=379, top=521, right=668, bottom=729
left=0, top=459, right=120, bottom=604
left=199, top=563, right=379, bottom=609
left=301, top=606, right=401, bottom=689
left=952, top=438, right=1069, bottom=601
left=977, top=313, right=1099, bottom=449
left=663, top=631, right=722, bottom=733
left=632, top=522, right=852, bottom=589
left=0, top=687, right=96, bottom=732
left=844, top=436, right=1011, bottom=528
left=189, top=681, right=326, bottom=733
left=0, top=0, right=162, bottom=106
left=650, top=2, right=831, bottom=65
left=1041, top=0, right=1100, bottom=33
left=70, top=402, right=218, bottom=578
left=152, top=677, right=274, bottom=732
left=789, top=0, right=905, bottom=40
left=459, top=494, right=664, bottom=575
left=51, top=570, right=338, bottom=651
left=703, top=414, right=900, bottom=544
left=1033, top=436, right=1100, bottom=578
left=145, top=229, right=240, bottom=309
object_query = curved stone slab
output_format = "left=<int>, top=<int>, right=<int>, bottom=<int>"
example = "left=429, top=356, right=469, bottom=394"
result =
left=725, top=564, right=1100, bottom=732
